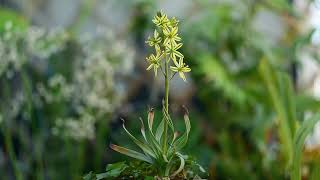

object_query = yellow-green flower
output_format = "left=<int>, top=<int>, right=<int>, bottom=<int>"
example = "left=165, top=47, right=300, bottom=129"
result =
left=170, top=57, right=191, bottom=81
left=146, top=51, right=163, bottom=76
left=152, top=11, right=169, bottom=28
left=170, top=17, right=179, bottom=27
left=165, top=42, right=183, bottom=63
left=163, top=26, right=181, bottom=46
left=146, top=30, right=162, bottom=49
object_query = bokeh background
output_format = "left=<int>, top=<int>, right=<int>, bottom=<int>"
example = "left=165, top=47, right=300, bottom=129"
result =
left=0, top=0, right=320, bottom=179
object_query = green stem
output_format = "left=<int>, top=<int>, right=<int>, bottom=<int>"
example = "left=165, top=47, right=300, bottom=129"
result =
left=163, top=56, right=169, bottom=152
left=3, top=127, right=23, bottom=180
left=1, top=80, right=23, bottom=180
left=21, top=68, right=45, bottom=179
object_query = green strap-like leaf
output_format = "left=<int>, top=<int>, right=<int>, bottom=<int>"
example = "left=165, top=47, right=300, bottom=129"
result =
left=155, top=119, right=164, bottom=143
left=140, top=117, right=148, bottom=142
left=140, top=117, right=163, bottom=158
left=171, top=153, right=186, bottom=177
left=121, top=119, right=156, bottom=158
left=259, top=58, right=294, bottom=164
left=278, top=73, right=297, bottom=136
left=310, top=161, right=320, bottom=180
left=145, top=110, right=164, bottom=157
left=291, top=112, right=320, bottom=180
left=110, top=144, right=153, bottom=163
left=173, top=111, right=191, bottom=151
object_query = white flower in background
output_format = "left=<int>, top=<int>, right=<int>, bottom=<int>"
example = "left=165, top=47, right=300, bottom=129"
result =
left=53, top=112, right=95, bottom=140
left=37, top=74, right=73, bottom=103
left=39, top=26, right=135, bottom=141
left=0, top=21, right=24, bottom=78
left=0, top=22, right=134, bottom=141
left=27, top=26, right=68, bottom=59
left=0, top=22, right=69, bottom=78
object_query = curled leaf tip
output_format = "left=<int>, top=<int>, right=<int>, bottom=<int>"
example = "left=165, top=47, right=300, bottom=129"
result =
left=109, top=143, right=116, bottom=149
left=182, top=105, right=189, bottom=115
left=139, top=117, right=145, bottom=128
left=120, top=118, right=125, bottom=124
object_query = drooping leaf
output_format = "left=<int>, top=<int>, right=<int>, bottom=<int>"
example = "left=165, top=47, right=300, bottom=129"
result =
left=290, top=112, right=320, bottom=180
left=110, top=144, right=152, bottom=163
left=171, top=152, right=186, bottom=177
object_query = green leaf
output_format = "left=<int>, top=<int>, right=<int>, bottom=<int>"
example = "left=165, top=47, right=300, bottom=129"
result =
left=310, top=161, right=320, bottom=180
left=94, top=162, right=128, bottom=179
left=144, top=110, right=163, bottom=157
left=278, top=73, right=297, bottom=136
left=140, top=117, right=148, bottom=142
left=155, top=119, right=164, bottom=142
left=110, top=144, right=153, bottom=163
left=121, top=119, right=156, bottom=158
left=198, top=54, right=247, bottom=105
left=173, top=111, right=191, bottom=151
left=96, top=173, right=108, bottom=180
left=290, top=112, right=320, bottom=180
left=171, top=152, right=186, bottom=177
left=259, top=58, right=294, bottom=164
left=83, top=171, right=95, bottom=180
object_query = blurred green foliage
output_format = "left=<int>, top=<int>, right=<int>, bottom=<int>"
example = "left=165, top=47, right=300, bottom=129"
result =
left=1, top=0, right=320, bottom=179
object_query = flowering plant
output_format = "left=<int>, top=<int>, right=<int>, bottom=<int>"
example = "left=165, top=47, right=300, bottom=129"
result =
left=107, top=11, right=205, bottom=179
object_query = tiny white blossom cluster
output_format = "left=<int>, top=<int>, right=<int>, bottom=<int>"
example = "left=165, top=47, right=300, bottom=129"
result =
left=0, top=21, right=25, bottom=78
left=0, top=21, right=68, bottom=78
left=27, top=26, right=68, bottom=59
left=0, top=21, right=134, bottom=141
left=52, top=112, right=95, bottom=140
left=37, top=27, right=135, bottom=141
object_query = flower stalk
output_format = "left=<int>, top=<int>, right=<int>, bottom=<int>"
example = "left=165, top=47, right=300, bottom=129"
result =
left=164, top=54, right=170, bottom=152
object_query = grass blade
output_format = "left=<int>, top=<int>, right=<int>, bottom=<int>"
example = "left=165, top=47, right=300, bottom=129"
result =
left=291, top=112, right=320, bottom=180
left=259, top=58, right=294, bottom=164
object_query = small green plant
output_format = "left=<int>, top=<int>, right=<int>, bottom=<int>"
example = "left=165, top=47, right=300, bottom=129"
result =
left=106, top=11, right=205, bottom=179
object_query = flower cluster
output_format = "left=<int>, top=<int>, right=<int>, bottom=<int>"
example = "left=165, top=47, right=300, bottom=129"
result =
left=37, top=27, right=135, bottom=141
left=0, top=21, right=68, bottom=79
left=145, top=11, right=190, bottom=81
